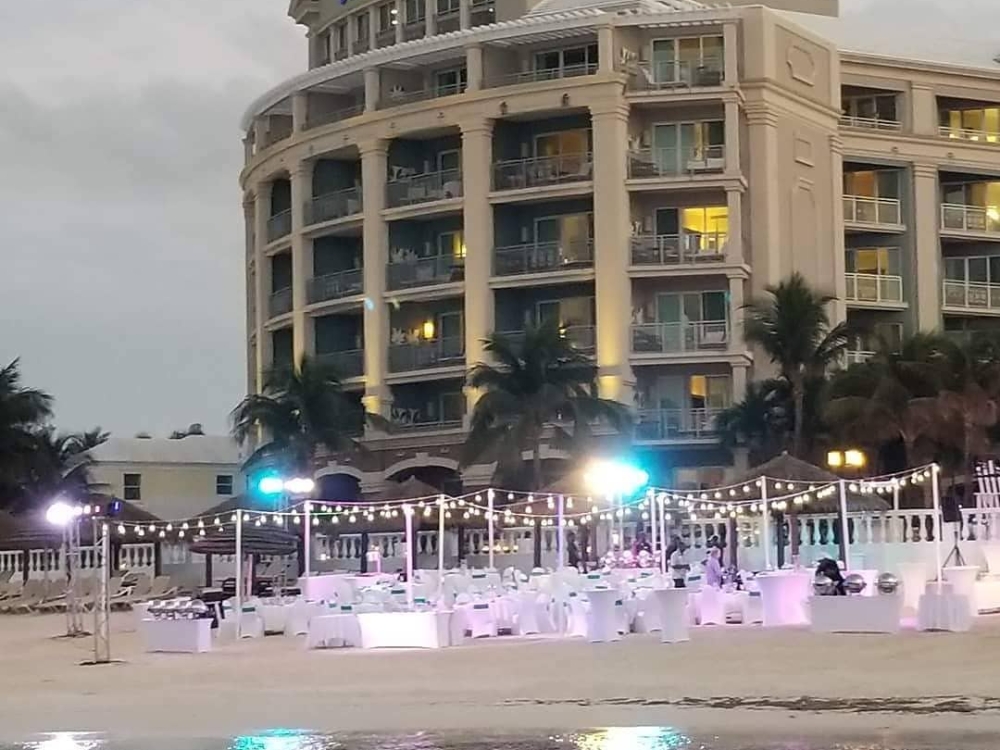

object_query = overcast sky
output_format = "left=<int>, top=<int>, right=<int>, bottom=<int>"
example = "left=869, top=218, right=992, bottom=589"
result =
left=0, top=0, right=994, bottom=439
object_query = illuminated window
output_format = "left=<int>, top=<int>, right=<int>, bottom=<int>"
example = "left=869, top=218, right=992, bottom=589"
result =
left=843, top=170, right=899, bottom=199
left=680, top=206, right=729, bottom=253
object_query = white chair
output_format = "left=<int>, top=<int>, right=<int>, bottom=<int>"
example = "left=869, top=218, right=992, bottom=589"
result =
left=615, top=596, right=631, bottom=634
left=585, top=589, right=621, bottom=643
left=563, top=593, right=589, bottom=638
left=653, top=587, right=690, bottom=643
left=467, top=602, right=498, bottom=639
left=514, top=591, right=543, bottom=635
left=284, top=599, right=314, bottom=637
left=698, top=586, right=726, bottom=626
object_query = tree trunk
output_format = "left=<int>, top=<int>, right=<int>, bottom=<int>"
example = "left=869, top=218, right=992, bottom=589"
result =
left=531, top=439, right=543, bottom=569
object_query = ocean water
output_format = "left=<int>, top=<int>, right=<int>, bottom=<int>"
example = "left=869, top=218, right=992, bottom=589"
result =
left=8, top=729, right=998, bottom=750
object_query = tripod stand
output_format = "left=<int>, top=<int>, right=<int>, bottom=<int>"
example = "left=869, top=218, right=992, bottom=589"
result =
left=942, top=515, right=966, bottom=568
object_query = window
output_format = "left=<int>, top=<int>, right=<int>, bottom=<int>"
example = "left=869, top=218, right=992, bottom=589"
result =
left=843, top=170, right=900, bottom=199
left=436, top=149, right=461, bottom=173
left=355, top=13, right=370, bottom=43
left=377, top=2, right=395, bottom=33
left=535, top=213, right=593, bottom=259
left=844, top=93, right=898, bottom=122
left=688, top=375, right=731, bottom=410
left=652, top=290, right=728, bottom=324
left=437, top=230, right=465, bottom=259
left=123, top=473, right=141, bottom=501
left=845, top=247, right=900, bottom=277
left=216, top=474, right=234, bottom=496
left=651, top=35, right=724, bottom=83
left=437, top=0, right=460, bottom=13
left=943, top=107, right=1000, bottom=140
left=534, top=44, right=599, bottom=76
left=335, top=22, right=348, bottom=52
left=405, top=0, right=425, bottom=22
left=945, top=255, right=1000, bottom=284
left=534, top=129, right=590, bottom=157
left=434, top=67, right=467, bottom=96
left=651, top=121, right=724, bottom=171
left=680, top=206, right=729, bottom=253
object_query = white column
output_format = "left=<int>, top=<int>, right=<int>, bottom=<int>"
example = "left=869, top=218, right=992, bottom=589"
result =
left=913, top=163, right=942, bottom=330
left=487, top=489, right=495, bottom=570
left=724, top=99, right=741, bottom=175
left=368, top=5, right=379, bottom=49
left=760, top=480, right=771, bottom=570
left=932, top=464, right=943, bottom=591
left=425, top=0, right=437, bottom=35
left=364, top=68, right=380, bottom=113
left=829, top=135, right=848, bottom=324
left=466, top=44, right=484, bottom=91
left=291, top=163, right=314, bottom=363
left=303, top=501, right=312, bottom=580
left=557, top=495, right=565, bottom=569
left=910, top=84, right=937, bottom=136
left=597, top=25, right=614, bottom=74
left=292, top=92, right=309, bottom=132
left=459, top=0, right=471, bottom=29
left=437, top=496, right=446, bottom=601
left=838, top=479, right=851, bottom=568
left=234, top=510, right=243, bottom=639
left=395, top=0, right=405, bottom=44
left=361, top=141, right=391, bottom=419
left=253, top=184, right=273, bottom=382
left=404, top=506, right=414, bottom=609
left=723, top=22, right=738, bottom=85
left=725, top=186, right=743, bottom=265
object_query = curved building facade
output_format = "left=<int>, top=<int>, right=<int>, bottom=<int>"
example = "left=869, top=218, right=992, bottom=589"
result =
left=240, top=0, right=1000, bottom=492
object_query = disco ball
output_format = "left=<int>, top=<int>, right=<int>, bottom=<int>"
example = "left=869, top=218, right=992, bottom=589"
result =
left=813, top=574, right=837, bottom=596
left=876, top=572, right=900, bottom=595
left=844, top=573, right=867, bottom=595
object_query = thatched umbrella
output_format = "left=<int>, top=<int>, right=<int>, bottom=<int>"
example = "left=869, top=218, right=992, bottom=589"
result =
left=362, top=477, right=452, bottom=573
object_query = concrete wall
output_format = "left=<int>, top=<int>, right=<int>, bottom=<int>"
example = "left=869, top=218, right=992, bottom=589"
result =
left=89, top=463, right=242, bottom=521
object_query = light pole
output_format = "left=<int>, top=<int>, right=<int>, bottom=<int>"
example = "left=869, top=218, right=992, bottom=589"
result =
left=46, top=499, right=87, bottom=638
left=258, top=474, right=315, bottom=586
left=584, top=460, right=649, bottom=558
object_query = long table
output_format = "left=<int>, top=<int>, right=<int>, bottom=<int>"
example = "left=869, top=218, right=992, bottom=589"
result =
left=809, top=594, right=903, bottom=634
left=141, top=618, right=212, bottom=653
left=356, top=611, right=452, bottom=649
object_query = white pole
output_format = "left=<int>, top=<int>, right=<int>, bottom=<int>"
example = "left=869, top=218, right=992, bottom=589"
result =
left=303, top=501, right=311, bottom=582
left=487, top=489, right=495, bottom=571
left=838, top=478, right=851, bottom=570
left=658, top=495, right=668, bottom=575
left=892, top=484, right=900, bottom=512
left=234, top=509, right=243, bottom=639
left=649, top=492, right=658, bottom=568
left=760, top=479, right=772, bottom=571
left=404, top=506, right=414, bottom=610
left=931, top=464, right=943, bottom=592
left=618, top=493, right=626, bottom=552
left=437, top=495, right=445, bottom=602
left=557, top=495, right=565, bottom=569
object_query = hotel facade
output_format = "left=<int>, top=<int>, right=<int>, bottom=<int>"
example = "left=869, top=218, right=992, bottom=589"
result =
left=239, top=0, right=1000, bottom=495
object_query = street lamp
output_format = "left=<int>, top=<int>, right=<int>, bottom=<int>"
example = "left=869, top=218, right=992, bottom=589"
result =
left=827, top=449, right=866, bottom=470
left=584, top=460, right=649, bottom=554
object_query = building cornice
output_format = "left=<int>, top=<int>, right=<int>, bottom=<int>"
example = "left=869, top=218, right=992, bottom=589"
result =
left=841, top=50, right=1000, bottom=84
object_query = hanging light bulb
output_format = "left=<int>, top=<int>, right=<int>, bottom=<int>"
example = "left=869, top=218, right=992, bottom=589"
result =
left=165, top=523, right=173, bottom=532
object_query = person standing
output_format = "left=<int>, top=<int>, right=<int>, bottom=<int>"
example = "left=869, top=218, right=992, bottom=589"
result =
left=669, top=540, right=690, bottom=588
left=705, top=547, right=724, bottom=588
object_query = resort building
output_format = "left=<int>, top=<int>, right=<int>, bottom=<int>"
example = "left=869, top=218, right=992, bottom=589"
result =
left=239, top=0, right=1000, bottom=494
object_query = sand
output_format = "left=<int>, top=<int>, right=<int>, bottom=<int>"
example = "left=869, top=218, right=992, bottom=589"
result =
left=0, top=613, right=999, bottom=742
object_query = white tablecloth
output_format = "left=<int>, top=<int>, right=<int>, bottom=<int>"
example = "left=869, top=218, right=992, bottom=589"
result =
left=897, top=561, right=928, bottom=614
left=357, top=611, right=452, bottom=649
left=809, top=594, right=903, bottom=633
left=918, top=590, right=973, bottom=632
left=306, top=613, right=362, bottom=648
left=974, top=577, right=1000, bottom=614
left=259, top=603, right=294, bottom=634
left=652, top=588, right=690, bottom=643
left=585, top=589, right=620, bottom=642
left=756, top=571, right=811, bottom=627
left=141, top=618, right=212, bottom=653
left=298, top=574, right=344, bottom=602
left=942, top=565, right=979, bottom=619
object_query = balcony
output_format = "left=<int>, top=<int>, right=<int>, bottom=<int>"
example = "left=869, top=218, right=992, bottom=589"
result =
left=268, top=288, right=293, bottom=318
left=305, top=188, right=363, bottom=226
left=839, top=115, right=902, bottom=131
left=306, top=104, right=364, bottom=131
left=845, top=350, right=875, bottom=365
left=487, top=63, right=598, bottom=89
left=630, top=233, right=727, bottom=267
left=353, top=38, right=371, bottom=55
left=629, top=59, right=724, bottom=90
left=493, top=240, right=594, bottom=277
left=387, top=256, right=464, bottom=290
left=628, top=146, right=726, bottom=179
left=498, top=325, right=596, bottom=353
left=376, top=29, right=396, bottom=49
left=387, top=170, right=463, bottom=207
left=470, top=0, right=495, bottom=26
left=389, top=405, right=464, bottom=433
left=635, top=408, right=722, bottom=442
left=492, top=154, right=593, bottom=191
left=389, top=337, right=465, bottom=373
left=402, top=19, right=426, bottom=41
left=631, top=321, right=729, bottom=355
left=435, top=8, right=460, bottom=33
left=379, top=83, right=465, bottom=109
left=266, top=210, right=292, bottom=243
left=307, top=269, right=363, bottom=304
left=844, top=273, right=904, bottom=305
left=939, top=126, right=1000, bottom=144
left=942, top=279, right=1000, bottom=312
left=315, top=349, right=364, bottom=379
left=941, top=204, right=1000, bottom=236
left=842, top=195, right=902, bottom=229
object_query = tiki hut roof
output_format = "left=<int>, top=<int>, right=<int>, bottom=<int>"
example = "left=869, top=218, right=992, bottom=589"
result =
left=0, top=495, right=162, bottom=549
left=370, top=477, right=450, bottom=503
left=187, top=523, right=299, bottom=556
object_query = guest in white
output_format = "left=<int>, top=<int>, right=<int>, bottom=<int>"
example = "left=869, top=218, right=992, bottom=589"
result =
left=669, top=540, right=690, bottom=588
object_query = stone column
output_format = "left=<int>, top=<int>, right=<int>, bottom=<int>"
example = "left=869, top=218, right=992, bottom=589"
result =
left=744, top=105, right=782, bottom=292
left=369, top=5, right=379, bottom=49
left=291, top=162, right=315, bottom=363
left=425, top=0, right=437, bottom=35
left=913, top=163, right=942, bottom=330
left=460, top=118, right=495, bottom=419
left=360, top=140, right=391, bottom=419
left=724, top=99, right=741, bottom=175
left=910, top=84, right=937, bottom=136
left=364, top=68, right=381, bottom=113
left=253, top=118, right=268, bottom=151
left=829, top=134, right=848, bottom=324
left=253, top=183, right=274, bottom=380
left=459, top=0, right=471, bottom=29
left=244, top=194, right=259, bottom=393
left=732, top=363, right=748, bottom=404
left=466, top=44, right=484, bottom=91
left=597, top=25, right=614, bottom=73
left=725, top=186, right=744, bottom=265
left=292, top=92, right=309, bottom=132
left=723, top=22, right=738, bottom=85
left=591, top=102, right=634, bottom=405
left=728, top=275, right=745, bottom=357
left=395, top=0, right=405, bottom=44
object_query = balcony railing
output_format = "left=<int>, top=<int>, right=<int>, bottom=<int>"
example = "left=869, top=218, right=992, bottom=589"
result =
left=492, top=153, right=593, bottom=191
left=939, top=126, right=1000, bottom=143
left=389, top=406, right=464, bottom=432
left=470, top=0, right=495, bottom=26
left=493, top=239, right=594, bottom=276
left=941, top=203, right=1000, bottom=234
left=305, top=188, right=362, bottom=225
left=839, top=115, right=902, bottom=131
left=268, top=288, right=293, bottom=318
left=380, top=83, right=465, bottom=109
left=630, top=233, right=727, bottom=266
left=629, top=58, right=723, bottom=89
left=387, top=256, right=465, bottom=290
left=402, top=19, right=426, bottom=41
left=306, top=103, right=364, bottom=130
left=315, top=349, right=364, bottom=379
left=487, top=63, right=598, bottom=89
left=353, top=38, right=370, bottom=54
left=266, top=210, right=292, bottom=242
left=498, top=325, right=596, bottom=352
left=387, top=170, right=462, bottom=207
left=376, top=29, right=396, bottom=48
left=630, top=320, right=729, bottom=354
left=635, top=408, right=723, bottom=441
left=842, top=195, right=902, bottom=227
left=389, top=337, right=465, bottom=373
left=628, top=146, right=726, bottom=178
left=307, top=269, right=363, bottom=304
left=942, top=279, right=1000, bottom=311
left=435, top=8, right=460, bottom=33
left=844, top=273, right=903, bottom=304
left=845, top=350, right=875, bottom=366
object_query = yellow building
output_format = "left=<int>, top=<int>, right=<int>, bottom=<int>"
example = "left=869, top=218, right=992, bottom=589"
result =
left=239, top=0, right=1000, bottom=492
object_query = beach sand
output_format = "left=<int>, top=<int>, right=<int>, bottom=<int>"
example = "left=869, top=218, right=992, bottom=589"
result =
left=1, top=613, right=999, bottom=742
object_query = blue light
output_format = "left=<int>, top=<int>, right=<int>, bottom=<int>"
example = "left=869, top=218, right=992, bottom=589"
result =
left=257, top=474, right=285, bottom=496
left=585, top=460, right=650, bottom=497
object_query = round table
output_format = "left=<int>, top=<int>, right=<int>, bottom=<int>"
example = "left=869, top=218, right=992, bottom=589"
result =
left=756, top=571, right=811, bottom=627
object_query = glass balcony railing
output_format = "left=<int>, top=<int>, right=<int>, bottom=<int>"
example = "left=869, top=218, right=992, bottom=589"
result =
left=939, top=125, right=1000, bottom=143
left=845, top=350, right=875, bottom=366
left=487, top=63, right=598, bottom=89
left=498, top=325, right=595, bottom=352
left=268, top=288, right=293, bottom=318
left=492, top=153, right=593, bottom=191
left=388, top=337, right=465, bottom=373
left=842, top=195, right=902, bottom=227
left=839, top=115, right=902, bottom=131
left=266, top=210, right=292, bottom=242
left=844, top=272, right=903, bottom=304
left=630, top=321, right=730, bottom=354
left=315, top=349, right=364, bottom=379
left=307, top=269, right=363, bottom=304
left=387, top=256, right=465, bottom=290
left=389, top=406, right=465, bottom=432
left=942, top=279, right=1000, bottom=311
left=305, top=187, right=362, bottom=225
left=306, top=103, right=364, bottom=130
left=379, top=83, right=466, bottom=109
left=635, top=408, right=723, bottom=441
left=629, top=58, right=724, bottom=90
left=386, top=170, right=463, bottom=207
left=628, top=146, right=726, bottom=178
left=630, top=233, right=727, bottom=266
left=940, top=203, right=1000, bottom=234
left=493, top=239, right=594, bottom=276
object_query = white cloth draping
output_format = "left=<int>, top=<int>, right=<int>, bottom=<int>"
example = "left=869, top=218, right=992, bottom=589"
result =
left=942, top=566, right=979, bottom=619
left=756, top=571, right=811, bottom=627
left=653, top=588, right=690, bottom=643
left=141, top=618, right=212, bottom=653
left=918, top=589, right=973, bottom=632
left=809, top=594, right=903, bottom=633
left=585, top=589, right=621, bottom=643
left=357, top=611, right=452, bottom=649
left=306, top=612, right=362, bottom=648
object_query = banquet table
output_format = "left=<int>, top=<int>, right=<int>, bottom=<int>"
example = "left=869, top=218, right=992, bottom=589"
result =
left=141, top=618, right=212, bottom=653
left=918, top=589, right=973, bottom=632
left=942, top=565, right=980, bottom=619
left=652, top=588, right=690, bottom=643
left=585, top=589, right=621, bottom=642
left=974, top=577, right=1000, bottom=614
left=259, top=602, right=295, bottom=634
left=298, top=574, right=344, bottom=602
left=357, top=611, right=452, bottom=649
left=897, top=561, right=928, bottom=614
left=809, top=594, right=903, bottom=633
left=306, top=612, right=362, bottom=648
left=756, top=571, right=811, bottom=627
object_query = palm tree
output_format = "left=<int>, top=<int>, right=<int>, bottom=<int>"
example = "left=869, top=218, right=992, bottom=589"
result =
left=17, top=426, right=108, bottom=509
left=231, top=354, right=377, bottom=475
left=743, top=273, right=852, bottom=459
left=0, top=360, right=53, bottom=510
left=716, top=379, right=789, bottom=466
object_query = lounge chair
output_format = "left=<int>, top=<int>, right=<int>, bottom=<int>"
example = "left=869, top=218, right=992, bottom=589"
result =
left=37, top=578, right=95, bottom=613
left=9, top=580, right=53, bottom=614
left=144, top=576, right=178, bottom=600
left=0, top=580, right=41, bottom=613
left=115, top=577, right=152, bottom=609
left=0, top=581, right=22, bottom=602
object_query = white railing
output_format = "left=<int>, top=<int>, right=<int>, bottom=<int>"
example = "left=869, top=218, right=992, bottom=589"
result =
left=306, top=187, right=362, bottom=225
left=630, top=57, right=724, bottom=89
left=628, top=145, right=726, bottom=178
left=845, top=272, right=903, bottom=304
left=839, top=115, right=902, bottom=131
left=387, top=255, right=464, bottom=290
left=635, top=408, right=723, bottom=441
left=845, top=349, right=876, bottom=365
left=942, top=279, right=1000, bottom=311
left=940, top=203, right=1000, bottom=235
left=307, top=269, right=363, bottom=303
left=266, top=210, right=292, bottom=242
left=630, top=320, right=730, bottom=354
left=493, top=239, right=594, bottom=276
left=487, top=63, right=598, bottom=88
left=492, top=153, right=593, bottom=191
left=843, top=195, right=902, bottom=226
left=939, top=126, right=1000, bottom=143
left=388, top=337, right=465, bottom=373
left=630, top=233, right=727, bottom=265
left=387, top=170, right=462, bottom=207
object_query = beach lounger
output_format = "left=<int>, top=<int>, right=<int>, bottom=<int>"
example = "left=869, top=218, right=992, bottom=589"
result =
left=0, top=580, right=42, bottom=613
left=9, top=580, right=54, bottom=614
left=143, top=576, right=178, bottom=601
